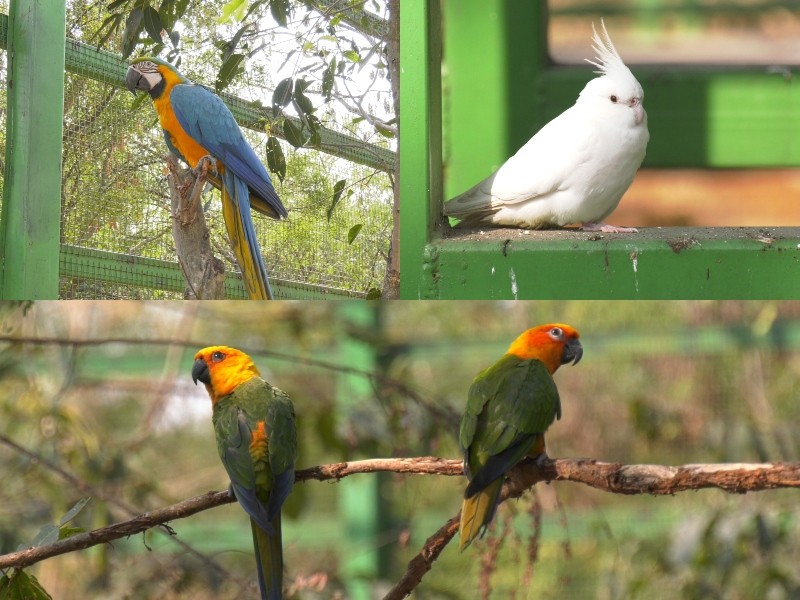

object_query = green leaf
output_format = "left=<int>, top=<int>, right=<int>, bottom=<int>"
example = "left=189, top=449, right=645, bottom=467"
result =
left=94, top=12, right=124, bottom=48
left=282, top=119, right=308, bottom=148
left=265, top=136, right=286, bottom=183
left=121, top=7, right=144, bottom=58
left=31, top=524, right=59, bottom=548
left=321, top=58, right=335, bottom=102
left=270, top=0, right=290, bottom=27
left=272, top=77, right=293, bottom=112
left=59, top=497, right=91, bottom=526
left=347, top=223, right=363, bottom=244
left=375, top=124, right=395, bottom=138
left=58, top=526, right=85, bottom=540
left=218, top=0, right=247, bottom=23
left=142, top=6, right=163, bottom=44
left=307, top=114, right=322, bottom=148
left=293, top=79, right=315, bottom=116
left=343, top=49, right=360, bottom=63
left=107, top=0, right=128, bottom=11
left=326, top=179, right=346, bottom=221
left=215, top=53, right=246, bottom=93
left=157, top=0, right=175, bottom=30
left=130, top=92, right=149, bottom=110
left=223, top=23, right=250, bottom=62
left=0, top=570, right=53, bottom=600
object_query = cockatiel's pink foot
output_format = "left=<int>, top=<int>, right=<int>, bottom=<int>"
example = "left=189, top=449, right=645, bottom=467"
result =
left=581, top=222, right=638, bottom=233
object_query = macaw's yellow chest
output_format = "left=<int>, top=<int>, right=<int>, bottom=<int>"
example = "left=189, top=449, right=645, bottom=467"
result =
left=153, top=88, right=213, bottom=169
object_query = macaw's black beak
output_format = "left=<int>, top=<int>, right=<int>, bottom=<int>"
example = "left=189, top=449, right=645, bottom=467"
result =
left=561, top=338, right=583, bottom=366
left=125, top=66, right=148, bottom=95
left=192, top=358, right=210, bottom=385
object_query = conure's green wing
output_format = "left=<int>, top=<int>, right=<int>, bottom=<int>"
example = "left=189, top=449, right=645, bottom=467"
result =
left=264, top=387, right=297, bottom=522
left=460, top=355, right=560, bottom=496
left=212, top=377, right=297, bottom=534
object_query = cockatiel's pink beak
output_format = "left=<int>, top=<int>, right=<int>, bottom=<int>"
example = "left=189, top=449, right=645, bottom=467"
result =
left=632, top=99, right=645, bottom=125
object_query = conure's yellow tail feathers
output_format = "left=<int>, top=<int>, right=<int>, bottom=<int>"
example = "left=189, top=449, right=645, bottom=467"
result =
left=459, top=477, right=502, bottom=551
left=251, top=517, right=283, bottom=600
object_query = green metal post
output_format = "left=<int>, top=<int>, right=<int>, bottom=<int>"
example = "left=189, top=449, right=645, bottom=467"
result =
left=337, top=302, right=387, bottom=598
left=0, top=0, right=66, bottom=299
left=399, top=0, right=441, bottom=299
left=443, top=0, right=547, bottom=199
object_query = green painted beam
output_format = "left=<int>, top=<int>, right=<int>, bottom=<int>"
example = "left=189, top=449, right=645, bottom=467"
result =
left=0, top=0, right=66, bottom=299
left=416, top=227, right=800, bottom=299
left=443, top=0, right=547, bottom=199
left=59, top=245, right=364, bottom=299
left=336, top=303, right=384, bottom=599
left=399, top=0, right=441, bottom=299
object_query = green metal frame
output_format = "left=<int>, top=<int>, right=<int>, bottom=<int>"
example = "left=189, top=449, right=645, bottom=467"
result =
left=59, top=245, right=363, bottom=299
left=400, top=0, right=800, bottom=299
left=0, top=0, right=66, bottom=299
left=0, top=10, right=392, bottom=299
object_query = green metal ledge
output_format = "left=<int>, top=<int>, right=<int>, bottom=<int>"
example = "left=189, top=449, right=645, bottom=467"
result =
left=416, top=226, right=800, bottom=299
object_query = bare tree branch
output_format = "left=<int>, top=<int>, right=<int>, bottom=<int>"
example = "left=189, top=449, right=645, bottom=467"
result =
left=0, top=433, right=232, bottom=580
left=385, top=456, right=800, bottom=599
left=383, top=514, right=459, bottom=600
left=2, top=455, right=799, bottom=576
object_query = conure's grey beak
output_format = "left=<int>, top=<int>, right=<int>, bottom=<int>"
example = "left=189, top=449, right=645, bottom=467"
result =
left=562, top=338, right=583, bottom=366
left=125, top=66, right=147, bottom=95
left=191, top=358, right=210, bottom=385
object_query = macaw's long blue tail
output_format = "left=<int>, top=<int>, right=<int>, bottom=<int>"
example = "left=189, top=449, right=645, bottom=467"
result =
left=251, top=516, right=283, bottom=600
left=221, top=170, right=273, bottom=299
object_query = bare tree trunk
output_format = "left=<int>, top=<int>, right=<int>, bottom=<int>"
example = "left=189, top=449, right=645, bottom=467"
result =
left=165, top=154, right=226, bottom=299
left=383, top=0, right=401, bottom=298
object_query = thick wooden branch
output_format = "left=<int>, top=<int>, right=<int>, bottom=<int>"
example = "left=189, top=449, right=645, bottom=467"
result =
left=165, top=153, right=226, bottom=299
left=385, top=456, right=800, bottom=600
left=2, top=457, right=798, bottom=574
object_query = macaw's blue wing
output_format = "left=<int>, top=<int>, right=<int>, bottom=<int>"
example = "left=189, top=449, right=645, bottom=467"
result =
left=170, top=83, right=288, bottom=220
left=169, top=83, right=284, bottom=299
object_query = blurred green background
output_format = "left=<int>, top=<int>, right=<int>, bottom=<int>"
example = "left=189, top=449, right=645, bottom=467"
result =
left=1, top=300, right=799, bottom=599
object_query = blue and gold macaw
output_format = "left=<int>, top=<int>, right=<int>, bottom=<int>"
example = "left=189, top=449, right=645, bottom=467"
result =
left=126, top=57, right=287, bottom=299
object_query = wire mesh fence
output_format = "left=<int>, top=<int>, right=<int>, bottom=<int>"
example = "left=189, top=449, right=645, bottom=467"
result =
left=1, top=6, right=394, bottom=299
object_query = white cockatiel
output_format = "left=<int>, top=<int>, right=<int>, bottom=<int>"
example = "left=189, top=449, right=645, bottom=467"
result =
left=444, top=21, right=649, bottom=233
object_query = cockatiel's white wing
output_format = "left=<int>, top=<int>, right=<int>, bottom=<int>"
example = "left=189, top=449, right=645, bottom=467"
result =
left=446, top=104, right=595, bottom=211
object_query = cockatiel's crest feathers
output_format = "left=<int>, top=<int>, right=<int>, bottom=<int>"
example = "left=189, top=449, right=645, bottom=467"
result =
left=586, top=20, right=628, bottom=80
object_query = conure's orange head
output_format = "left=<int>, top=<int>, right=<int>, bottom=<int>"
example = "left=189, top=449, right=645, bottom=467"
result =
left=507, top=324, right=582, bottom=375
left=192, top=346, right=261, bottom=404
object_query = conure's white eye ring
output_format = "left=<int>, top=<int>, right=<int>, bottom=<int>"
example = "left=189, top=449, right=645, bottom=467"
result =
left=211, top=351, right=226, bottom=362
left=549, top=327, right=563, bottom=339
